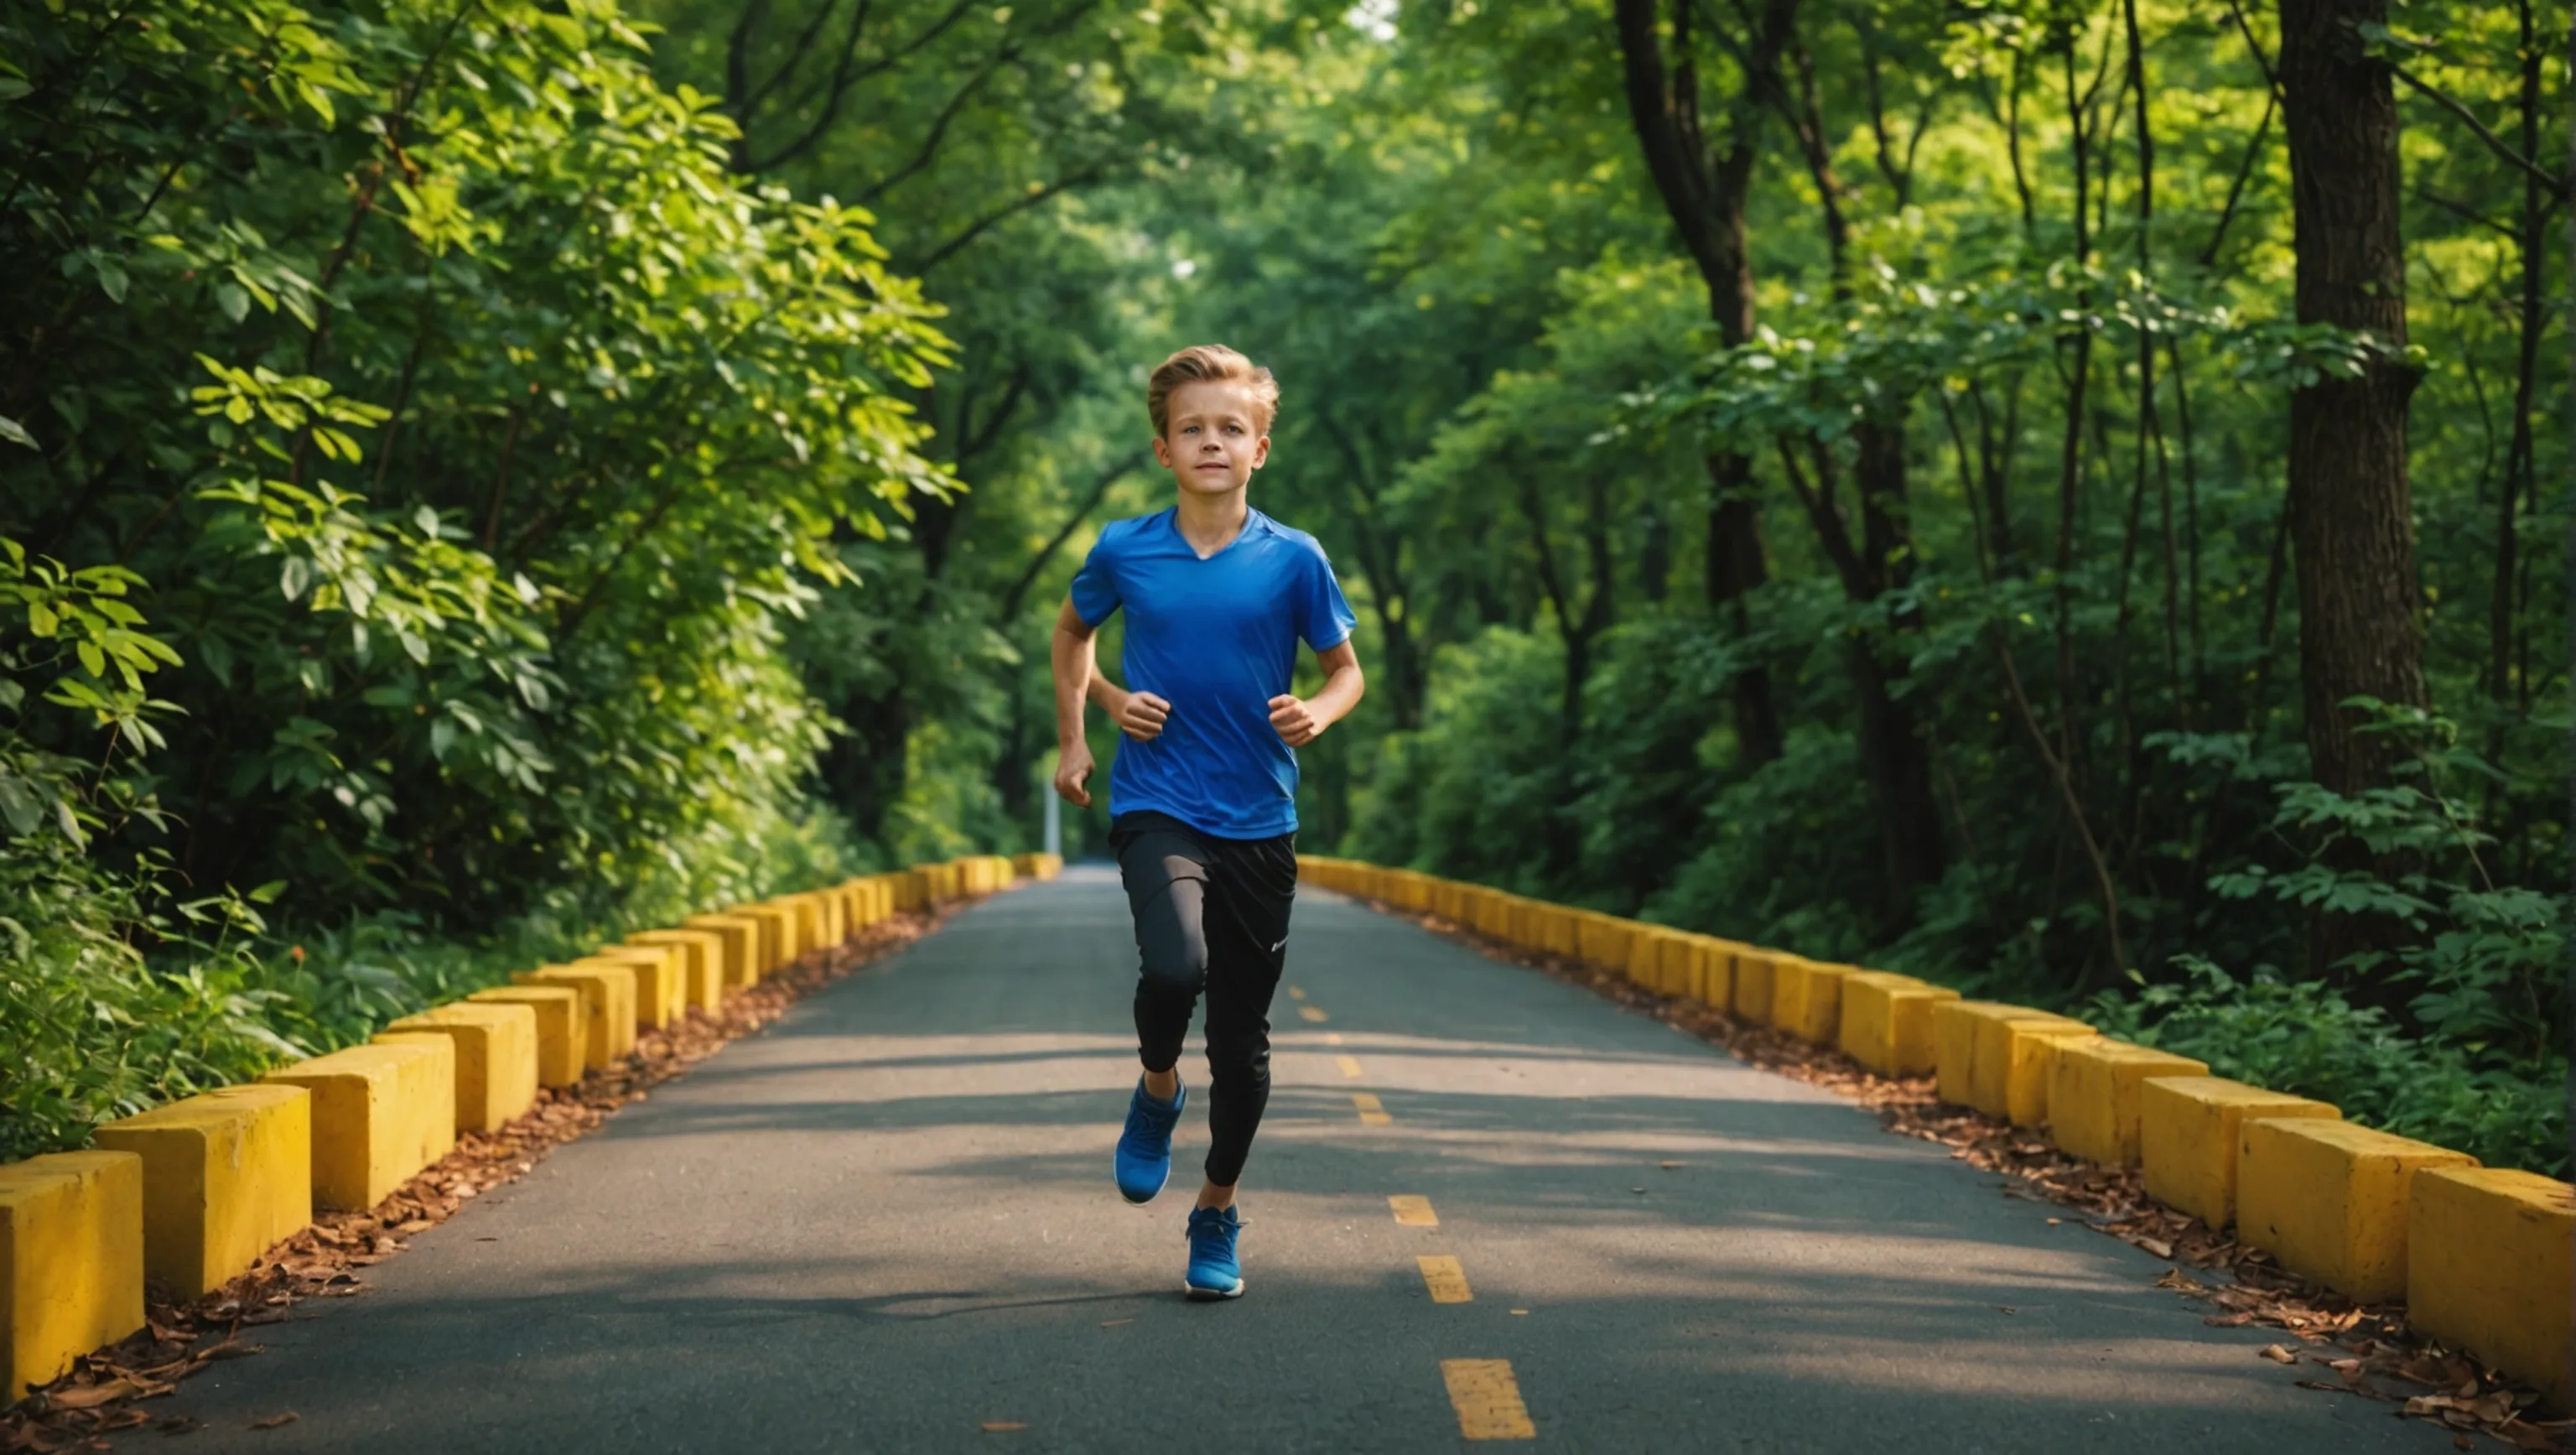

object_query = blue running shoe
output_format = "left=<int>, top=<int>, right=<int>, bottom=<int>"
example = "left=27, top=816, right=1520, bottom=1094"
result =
left=1184, top=1205, right=1244, bottom=1300
left=1114, top=1076, right=1184, bottom=1204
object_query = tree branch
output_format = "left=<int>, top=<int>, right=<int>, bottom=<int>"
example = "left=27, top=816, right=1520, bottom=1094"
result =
left=998, top=450, right=1144, bottom=620
left=911, top=164, right=1109, bottom=276
left=855, top=43, right=1017, bottom=203
left=2389, top=60, right=2572, bottom=200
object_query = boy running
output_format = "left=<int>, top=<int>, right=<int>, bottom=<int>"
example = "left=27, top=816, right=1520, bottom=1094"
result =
left=1051, top=344, right=1365, bottom=1301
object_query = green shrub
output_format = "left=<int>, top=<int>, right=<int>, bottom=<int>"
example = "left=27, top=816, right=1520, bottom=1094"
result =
left=2088, top=955, right=2568, bottom=1177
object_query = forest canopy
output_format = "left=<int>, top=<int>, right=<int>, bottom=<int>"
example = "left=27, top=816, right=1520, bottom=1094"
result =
left=2, top=0, right=2567, bottom=1174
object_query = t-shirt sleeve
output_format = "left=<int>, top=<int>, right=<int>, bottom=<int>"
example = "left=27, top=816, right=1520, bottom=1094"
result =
left=1067, top=529, right=1123, bottom=627
left=1296, top=538, right=1359, bottom=652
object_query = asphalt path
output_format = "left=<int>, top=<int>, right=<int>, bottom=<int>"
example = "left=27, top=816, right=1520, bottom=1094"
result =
left=163, top=868, right=2454, bottom=1452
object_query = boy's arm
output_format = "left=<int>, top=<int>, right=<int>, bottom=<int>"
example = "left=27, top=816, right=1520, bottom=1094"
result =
left=1267, top=639, right=1364, bottom=748
left=1051, top=600, right=1100, bottom=807
left=1052, top=600, right=1172, bottom=808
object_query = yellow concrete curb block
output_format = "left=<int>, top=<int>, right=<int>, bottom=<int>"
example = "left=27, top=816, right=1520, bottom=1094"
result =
left=782, top=891, right=832, bottom=953
left=581, top=946, right=681, bottom=1030
left=839, top=876, right=891, bottom=930
left=1622, top=928, right=1667, bottom=988
left=761, top=899, right=814, bottom=962
left=378, top=1001, right=542, bottom=1135
left=1774, top=959, right=1859, bottom=1046
left=467, top=985, right=585, bottom=1087
left=1839, top=972, right=1959, bottom=1075
left=260, top=1042, right=456, bottom=1213
left=1930, top=1000, right=2007, bottom=1108
left=2236, top=1117, right=2477, bottom=1302
left=735, top=903, right=795, bottom=970
left=1685, top=938, right=1736, bottom=1010
left=2137, top=1076, right=2340, bottom=1229
left=2406, top=1167, right=2573, bottom=1411
left=683, top=913, right=762, bottom=990
left=918, top=863, right=958, bottom=902
left=1992, top=1016, right=2098, bottom=1127
left=1545, top=906, right=1579, bottom=959
left=626, top=928, right=724, bottom=1011
left=2044, top=1038, right=2207, bottom=1166
left=1732, top=951, right=1778, bottom=1026
left=1654, top=933, right=1692, bottom=998
left=1929, top=1002, right=2088, bottom=1120
left=517, top=964, right=636, bottom=1069
left=1, top=1151, right=144, bottom=1398
left=91, top=1086, right=309, bottom=1302
left=1575, top=913, right=1633, bottom=974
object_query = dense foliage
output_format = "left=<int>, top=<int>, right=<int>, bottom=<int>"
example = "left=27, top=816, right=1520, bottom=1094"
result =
left=5, top=0, right=2565, bottom=1175
left=2, top=0, right=945, bottom=1156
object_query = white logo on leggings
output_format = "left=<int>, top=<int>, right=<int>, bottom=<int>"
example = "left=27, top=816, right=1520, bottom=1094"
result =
left=1270, top=937, right=1287, bottom=954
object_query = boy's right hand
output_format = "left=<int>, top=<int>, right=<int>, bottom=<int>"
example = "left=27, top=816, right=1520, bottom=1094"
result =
left=1114, top=689, right=1171, bottom=742
left=1055, top=741, right=1095, bottom=808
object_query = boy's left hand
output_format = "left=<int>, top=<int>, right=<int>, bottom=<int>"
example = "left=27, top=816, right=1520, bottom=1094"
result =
left=1268, top=694, right=1323, bottom=747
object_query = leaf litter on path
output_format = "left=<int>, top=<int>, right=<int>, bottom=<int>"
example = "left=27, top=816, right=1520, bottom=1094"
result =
left=1372, top=895, right=2573, bottom=1454
left=1, top=903, right=963, bottom=1453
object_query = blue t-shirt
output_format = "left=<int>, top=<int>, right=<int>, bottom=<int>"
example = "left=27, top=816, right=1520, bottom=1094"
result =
left=1070, top=507, right=1358, bottom=839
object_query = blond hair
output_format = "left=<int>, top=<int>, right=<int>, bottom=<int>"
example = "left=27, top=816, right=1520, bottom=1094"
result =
left=1146, top=344, right=1280, bottom=437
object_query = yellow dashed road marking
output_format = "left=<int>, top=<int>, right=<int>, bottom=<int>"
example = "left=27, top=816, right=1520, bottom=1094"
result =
left=1298, top=1006, right=1329, bottom=1023
left=1335, top=1054, right=1364, bottom=1078
left=1388, top=1194, right=1436, bottom=1226
left=1287, top=986, right=1306, bottom=1000
left=1441, top=1359, right=1535, bottom=1440
left=1417, top=1255, right=1472, bottom=1303
left=1352, top=1093, right=1391, bottom=1126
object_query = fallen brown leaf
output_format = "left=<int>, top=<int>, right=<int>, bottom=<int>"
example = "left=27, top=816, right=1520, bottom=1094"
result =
left=39, top=1382, right=136, bottom=1412
left=247, top=1412, right=297, bottom=1430
left=2261, top=1344, right=2298, bottom=1364
left=979, top=1421, right=1027, bottom=1432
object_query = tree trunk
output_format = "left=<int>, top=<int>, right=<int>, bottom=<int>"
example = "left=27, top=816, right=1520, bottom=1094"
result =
left=2276, top=0, right=2431, bottom=980
left=1853, top=418, right=1945, bottom=918
left=1612, top=0, right=1792, bottom=769
left=1705, top=455, right=1783, bottom=763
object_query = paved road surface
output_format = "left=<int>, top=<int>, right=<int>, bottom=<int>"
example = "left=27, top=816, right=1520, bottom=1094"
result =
left=164, top=869, right=2452, bottom=1452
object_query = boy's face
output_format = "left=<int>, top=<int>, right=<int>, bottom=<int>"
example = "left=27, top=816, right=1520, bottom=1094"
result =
left=1153, top=378, right=1270, bottom=498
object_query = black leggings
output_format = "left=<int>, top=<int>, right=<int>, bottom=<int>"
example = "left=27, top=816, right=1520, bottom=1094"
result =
left=1111, top=811, right=1298, bottom=1188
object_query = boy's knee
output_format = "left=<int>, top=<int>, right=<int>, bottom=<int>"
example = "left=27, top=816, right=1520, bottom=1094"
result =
left=1137, top=937, right=1208, bottom=994
left=1205, top=1029, right=1271, bottom=1080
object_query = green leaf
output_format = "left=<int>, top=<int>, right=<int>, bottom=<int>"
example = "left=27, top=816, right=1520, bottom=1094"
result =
left=0, top=413, right=34, bottom=449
